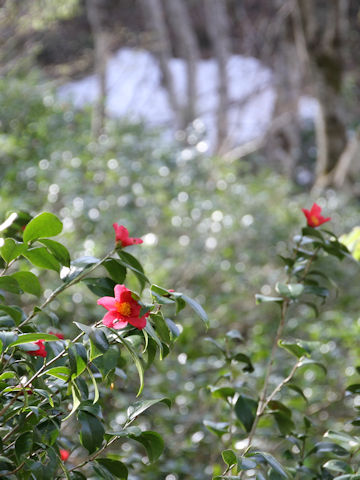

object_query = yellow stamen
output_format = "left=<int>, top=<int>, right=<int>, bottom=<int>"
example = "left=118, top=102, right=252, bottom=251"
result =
left=116, top=301, right=131, bottom=316
left=311, top=215, right=319, bottom=226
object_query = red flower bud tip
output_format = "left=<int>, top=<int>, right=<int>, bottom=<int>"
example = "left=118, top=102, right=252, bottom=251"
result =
left=302, top=203, right=331, bottom=228
left=97, top=284, right=149, bottom=330
left=60, top=449, right=70, bottom=461
left=49, top=331, right=65, bottom=340
left=168, top=289, right=175, bottom=292
left=113, top=223, right=143, bottom=248
left=27, top=339, right=47, bottom=358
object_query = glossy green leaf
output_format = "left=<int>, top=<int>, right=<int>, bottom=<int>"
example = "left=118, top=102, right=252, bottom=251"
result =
left=126, top=397, right=171, bottom=425
left=11, top=271, right=41, bottom=296
left=0, top=276, right=21, bottom=294
left=23, top=212, right=62, bottom=243
left=129, top=430, right=164, bottom=463
left=309, top=442, right=348, bottom=457
left=83, top=277, right=116, bottom=297
left=275, top=283, right=304, bottom=299
left=96, top=459, right=128, bottom=479
left=255, top=294, right=283, bottom=304
left=117, top=250, right=149, bottom=290
left=222, top=449, right=237, bottom=468
left=24, top=247, right=60, bottom=272
left=104, top=259, right=126, bottom=284
left=39, top=239, right=70, bottom=267
left=41, top=366, right=71, bottom=381
left=7, top=333, right=59, bottom=348
left=203, top=420, right=229, bottom=437
left=78, top=411, right=105, bottom=454
left=60, top=256, right=99, bottom=283
left=251, top=452, right=289, bottom=478
left=278, top=339, right=310, bottom=359
left=15, top=431, right=33, bottom=461
left=323, top=459, right=353, bottom=474
left=234, top=395, right=258, bottom=433
left=0, top=305, right=22, bottom=323
left=181, top=294, right=208, bottom=327
left=0, top=238, right=27, bottom=263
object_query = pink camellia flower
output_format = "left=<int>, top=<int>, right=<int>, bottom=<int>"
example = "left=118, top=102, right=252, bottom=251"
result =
left=27, top=340, right=47, bottom=358
left=113, top=223, right=143, bottom=248
left=97, top=284, right=149, bottom=330
left=302, top=203, right=331, bottom=228
left=60, top=449, right=70, bottom=461
left=49, top=331, right=65, bottom=340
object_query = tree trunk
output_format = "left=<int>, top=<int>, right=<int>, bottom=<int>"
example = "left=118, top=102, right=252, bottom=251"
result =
left=138, top=0, right=180, bottom=124
left=86, top=0, right=110, bottom=138
left=203, top=0, right=231, bottom=153
left=296, top=0, right=349, bottom=188
left=164, top=0, right=200, bottom=126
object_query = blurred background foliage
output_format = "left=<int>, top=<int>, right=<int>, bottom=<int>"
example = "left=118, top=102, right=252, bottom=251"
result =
left=1, top=0, right=360, bottom=478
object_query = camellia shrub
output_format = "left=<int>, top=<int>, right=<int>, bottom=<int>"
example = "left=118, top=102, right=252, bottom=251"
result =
left=208, top=204, right=360, bottom=479
left=0, top=212, right=207, bottom=479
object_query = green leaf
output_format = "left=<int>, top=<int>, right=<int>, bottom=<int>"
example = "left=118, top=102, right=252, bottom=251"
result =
left=116, top=334, right=144, bottom=396
left=11, top=271, right=41, bottom=296
left=209, top=386, right=236, bottom=400
left=275, top=283, right=304, bottom=299
left=234, top=395, right=258, bottom=433
left=78, top=411, right=105, bottom=454
left=117, top=250, right=149, bottom=290
left=96, top=459, right=128, bottom=479
left=232, top=352, right=254, bottom=373
left=323, top=459, right=353, bottom=474
left=41, top=366, right=71, bottom=381
left=69, top=343, right=87, bottom=379
left=226, top=329, right=244, bottom=341
left=24, top=247, right=60, bottom=272
left=0, top=305, right=22, bottom=323
left=60, top=256, right=99, bottom=283
left=346, top=384, right=360, bottom=394
left=278, top=339, right=310, bottom=359
left=152, top=313, right=171, bottom=345
left=203, top=420, right=229, bottom=437
left=87, top=367, right=99, bottom=404
left=0, top=238, right=27, bottom=263
left=23, top=212, right=63, bottom=243
left=64, top=384, right=81, bottom=420
left=309, top=442, right=348, bottom=457
left=298, top=358, right=327, bottom=375
left=83, top=277, right=116, bottom=297
left=15, top=431, right=33, bottom=461
left=126, top=397, right=171, bottom=425
left=89, top=329, right=109, bottom=358
left=0, top=276, right=21, bottom=294
left=251, top=452, right=289, bottom=478
left=129, top=431, right=164, bottom=463
left=39, top=239, right=70, bottom=267
left=222, top=449, right=237, bottom=468
left=104, top=259, right=126, bottom=284
left=255, top=294, right=283, bottom=304
left=181, top=294, right=209, bottom=327
left=7, top=333, right=59, bottom=348
left=0, top=331, right=18, bottom=352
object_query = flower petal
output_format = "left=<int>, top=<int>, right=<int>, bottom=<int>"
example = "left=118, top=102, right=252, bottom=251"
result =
left=97, top=296, right=116, bottom=310
left=102, top=311, right=119, bottom=328
left=114, top=284, right=128, bottom=300
left=112, top=320, right=129, bottom=329
left=128, top=315, right=147, bottom=329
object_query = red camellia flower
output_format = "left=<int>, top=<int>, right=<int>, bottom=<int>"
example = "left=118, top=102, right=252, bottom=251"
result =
left=302, top=203, right=331, bottom=228
left=27, top=340, right=47, bottom=358
left=113, top=223, right=143, bottom=248
left=60, top=449, right=70, bottom=461
left=49, top=331, right=65, bottom=340
left=97, top=284, right=149, bottom=330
